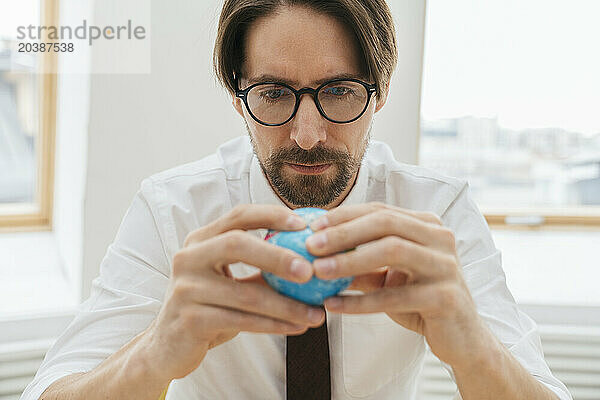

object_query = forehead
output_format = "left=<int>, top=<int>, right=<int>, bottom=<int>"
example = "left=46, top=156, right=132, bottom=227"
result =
left=242, top=6, right=365, bottom=86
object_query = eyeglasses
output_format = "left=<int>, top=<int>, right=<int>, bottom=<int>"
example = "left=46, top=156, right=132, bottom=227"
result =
left=235, top=78, right=377, bottom=126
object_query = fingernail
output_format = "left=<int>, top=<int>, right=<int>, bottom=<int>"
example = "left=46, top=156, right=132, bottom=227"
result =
left=288, top=324, right=306, bottom=331
left=308, top=308, right=323, bottom=323
left=306, top=232, right=327, bottom=249
left=314, top=258, right=336, bottom=277
left=310, top=216, right=329, bottom=231
left=290, top=258, right=312, bottom=279
left=286, top=215, right=306, bottom=230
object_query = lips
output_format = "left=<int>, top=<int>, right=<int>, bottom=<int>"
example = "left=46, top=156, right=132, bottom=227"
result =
left=287, top=163, right=331, bottom=174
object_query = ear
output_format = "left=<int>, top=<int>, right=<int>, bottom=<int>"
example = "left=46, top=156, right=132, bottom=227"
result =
left=232, top=93, right=245, bottom=118
left=374, top=82, right=390, bottom=113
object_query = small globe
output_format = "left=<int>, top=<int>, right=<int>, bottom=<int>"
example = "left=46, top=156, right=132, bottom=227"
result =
left=262, top=207, right=354, bottom=305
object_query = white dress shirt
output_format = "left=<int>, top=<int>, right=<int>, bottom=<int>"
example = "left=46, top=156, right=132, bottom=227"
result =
left=21, top=135, right=571, bottom=400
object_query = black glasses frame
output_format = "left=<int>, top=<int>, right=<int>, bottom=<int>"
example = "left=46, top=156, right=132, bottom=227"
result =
left=235, top=78, right=377, bottom=126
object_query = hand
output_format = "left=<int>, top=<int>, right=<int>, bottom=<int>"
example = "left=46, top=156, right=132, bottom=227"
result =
left=305, top=202, right=491, bottom=369
left=141, top=204, right=326, bottom=382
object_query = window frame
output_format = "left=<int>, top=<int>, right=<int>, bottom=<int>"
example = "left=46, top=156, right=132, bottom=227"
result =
left=0, top=0, right=58, bottom=232
left=484, top=210, right=600, bottom=228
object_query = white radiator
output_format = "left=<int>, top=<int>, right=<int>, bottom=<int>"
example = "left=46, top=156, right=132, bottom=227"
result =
left=0, top=339, right=53, bottom=400
left=2, top=322, right=600, bottom=399
left=0, top=312, right=74, bottom=400
left=417, top=325, right=600, bottom=400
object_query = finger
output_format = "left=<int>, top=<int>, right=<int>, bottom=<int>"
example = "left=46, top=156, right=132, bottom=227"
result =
left=309, top=202, right=442, bottom=232
left=306, top=209, right=453, bottom=257
left=178, top=230, right=314, bottom=282
left=200, top=304, right=310, bottom=335
left=323, top=283, right=438, bottom=315
left=346, top=268, right=409, bottom=293
left=313, top=236, right=456, bottom=281
left=383, top=268, right=410, bottom=287
left=184, top=204, right=306, bottom=246
left=345, top=269, right=387, bottom=292
left=236, top=272, right=269, bottom=287
left=186, top=274, right=326, bottom=327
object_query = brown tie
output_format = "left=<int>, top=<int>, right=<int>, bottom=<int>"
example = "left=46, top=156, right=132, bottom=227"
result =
left=286, top=307, right=331, bottom=400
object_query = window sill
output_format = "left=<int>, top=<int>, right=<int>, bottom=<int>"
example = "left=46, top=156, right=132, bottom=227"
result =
left=0, top=231, right=78, bottom=320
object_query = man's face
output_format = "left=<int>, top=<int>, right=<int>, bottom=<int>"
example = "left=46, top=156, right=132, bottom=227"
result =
left=233, top=5, right=387, bottom=209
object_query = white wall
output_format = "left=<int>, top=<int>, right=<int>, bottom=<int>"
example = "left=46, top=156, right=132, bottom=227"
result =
left=374, top=0, right=426, bottom=164
left=52, top=0, right=92, bottom=303
left=75, top=0, right=426, bottom=299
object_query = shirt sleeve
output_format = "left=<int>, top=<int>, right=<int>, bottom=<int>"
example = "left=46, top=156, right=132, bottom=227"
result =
left=20, top=178, right=171, bottom=400
left=439, top=182, right=572, bottom=400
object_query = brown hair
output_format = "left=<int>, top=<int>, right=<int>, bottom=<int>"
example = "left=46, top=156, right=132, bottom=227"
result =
left=213, top=0, right=397, bottom=101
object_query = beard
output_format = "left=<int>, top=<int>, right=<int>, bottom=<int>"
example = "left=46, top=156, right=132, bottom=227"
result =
left=247, top=124, right=371, bottom=208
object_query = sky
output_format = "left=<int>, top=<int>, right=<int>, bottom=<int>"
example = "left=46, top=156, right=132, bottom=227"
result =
left=420, top=0, right=600, bottom=136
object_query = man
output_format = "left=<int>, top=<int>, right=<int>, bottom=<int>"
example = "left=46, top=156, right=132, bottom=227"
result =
left=23, top=0, right=571, bottom=399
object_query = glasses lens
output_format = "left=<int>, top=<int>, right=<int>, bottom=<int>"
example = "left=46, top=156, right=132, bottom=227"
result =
left=247, top=84, right=295, bottom=125
left=317, top=81, right=368, bottom=122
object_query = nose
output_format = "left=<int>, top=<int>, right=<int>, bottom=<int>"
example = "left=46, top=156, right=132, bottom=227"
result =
left=289, top=94, right=326, bottom=150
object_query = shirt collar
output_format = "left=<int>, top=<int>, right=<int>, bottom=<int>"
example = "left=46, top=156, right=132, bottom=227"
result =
left=249, top=153, right=369, bottom=208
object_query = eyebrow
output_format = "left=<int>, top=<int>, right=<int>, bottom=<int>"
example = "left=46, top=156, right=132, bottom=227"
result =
left=246, top=73, right=365, bottom=87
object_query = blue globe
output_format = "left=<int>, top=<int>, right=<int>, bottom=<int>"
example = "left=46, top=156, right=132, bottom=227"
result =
left=262, top=207, right=354, bottom=305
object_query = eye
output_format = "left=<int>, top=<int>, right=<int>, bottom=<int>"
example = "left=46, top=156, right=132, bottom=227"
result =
left=323, top=86, right=353, bottom=96
left=256, top=86, right=293, bottom=103
left=262, top=89, right=285, bottom=99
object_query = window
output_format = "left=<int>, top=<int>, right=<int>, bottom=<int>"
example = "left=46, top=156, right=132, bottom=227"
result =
left=0, top=0, right=58, bottom=231
left=420, top=0, right=600, bottom=226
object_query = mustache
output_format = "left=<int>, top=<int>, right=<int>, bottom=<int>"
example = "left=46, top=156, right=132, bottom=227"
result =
left=267, top=145, right=349, bottom=165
